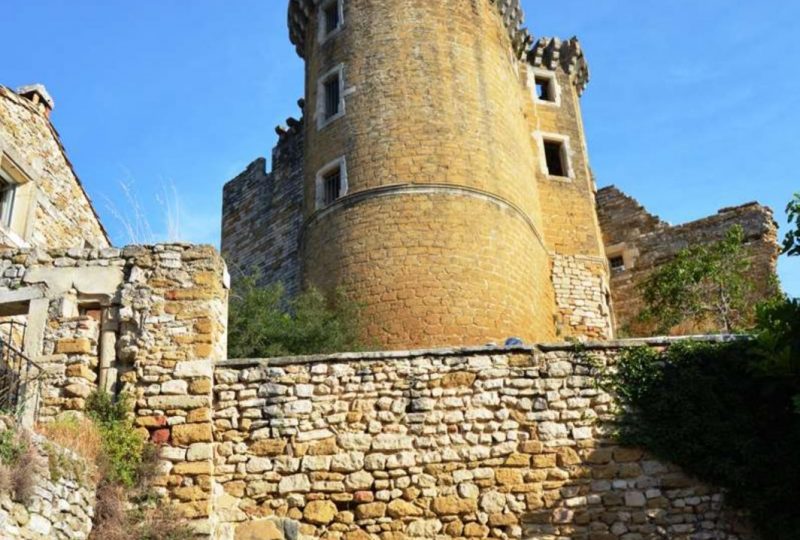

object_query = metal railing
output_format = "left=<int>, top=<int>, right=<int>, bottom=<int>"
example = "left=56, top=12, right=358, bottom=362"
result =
left=0, top=321, right=41, bottom=421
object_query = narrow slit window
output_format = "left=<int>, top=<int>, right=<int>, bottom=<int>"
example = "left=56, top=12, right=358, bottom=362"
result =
left=324, top=2, right=340, bottom=35
left=324, top=75, right=341, bottom=120
left=323, top=167, right=342, bottom=206
left=609, top=256, right=625, bottom=271
left=544, top=140, right=566, bottom=177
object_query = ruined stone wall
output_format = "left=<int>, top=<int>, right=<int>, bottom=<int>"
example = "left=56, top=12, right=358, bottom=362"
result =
left=0, top=420, right=97, bottom=540
left=211, top=344, right=751, bottom=540
left=597, top=186, right=780, bottom=335
left=222, top=127, right=304, bottom=297
left=0, top=86, right=109, bottom=250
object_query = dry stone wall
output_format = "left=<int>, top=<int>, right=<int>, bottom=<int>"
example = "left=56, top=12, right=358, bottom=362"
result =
left=211, top=344, right=751, bottom=540
left=0, top=420, right=96, bottom=540
left=596, top=186, right=780, bottom=335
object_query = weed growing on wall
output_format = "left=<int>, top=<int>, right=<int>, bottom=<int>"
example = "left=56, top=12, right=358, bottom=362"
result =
left=84, top=391, right=195, bottom=540
left=0, top=425, right=39, bottom=504
left=605, top=298, right=800, bottom=539
left=228, top=276, right=364, bottom=358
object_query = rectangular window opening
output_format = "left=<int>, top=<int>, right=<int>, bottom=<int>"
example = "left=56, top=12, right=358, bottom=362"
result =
left=324, top=75, right=341, bottom=120
left=323, top=167, right=342, bottom=206
left=609, top=256, right=626, bottom=272
left=543, top=140, right=566, bottom=177
left=535, top=76, right=554, bottom=102
left=323, top=2, right=340, bottom=35
left=0, top=174, right=17, bottom=228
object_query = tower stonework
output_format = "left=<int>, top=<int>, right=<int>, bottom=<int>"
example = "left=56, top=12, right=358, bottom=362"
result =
left=223, top=0, right=615, bottom=348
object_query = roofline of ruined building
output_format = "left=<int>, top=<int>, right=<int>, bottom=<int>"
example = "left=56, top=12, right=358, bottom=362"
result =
left=286, top=1, right=589, bottom=94
left=220, top=334, right=749, bottom=368
left=598, top=184, right=777, bottom=231
left=0, top=85, right=112, bottom=245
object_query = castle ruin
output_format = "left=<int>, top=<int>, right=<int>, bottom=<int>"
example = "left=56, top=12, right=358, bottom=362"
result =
left=223, top=0, right=778, bottom=348
left=0, top=0, right=782, bottom=539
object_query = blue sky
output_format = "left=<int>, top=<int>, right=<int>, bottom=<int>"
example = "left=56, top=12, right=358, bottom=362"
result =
left=2, top=1, right=798, bottom=296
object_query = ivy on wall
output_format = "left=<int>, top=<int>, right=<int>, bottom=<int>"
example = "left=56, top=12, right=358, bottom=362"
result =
left=605, top=297, right=800, bottom=539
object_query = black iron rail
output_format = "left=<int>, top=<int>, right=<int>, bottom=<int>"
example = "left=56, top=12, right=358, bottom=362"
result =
left=0, top=321, right=41, bottom=420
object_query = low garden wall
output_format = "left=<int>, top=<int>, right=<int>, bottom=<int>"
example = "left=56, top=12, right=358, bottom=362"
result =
left=0, top=419, right=96, bottom=539
left=207, top=342, right=752, bottom=540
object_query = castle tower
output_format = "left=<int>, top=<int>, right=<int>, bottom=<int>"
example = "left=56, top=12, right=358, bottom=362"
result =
left=522, top=38, right=614, bottom=339
left=222, top=1, right=614, bottom=349
left=289, top=0, right=558, bottom=348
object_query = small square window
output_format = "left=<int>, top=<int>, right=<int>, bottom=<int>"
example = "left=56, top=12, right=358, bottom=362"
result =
left=324, top=75, right=340, bottom=120
left=323, top=167, right=342, bottom=206
left=324, top=2, right=340, bottom=35
left=535, top=76, right=554, bottom=102
left=609, top=256, right=626, bottom=272
left=543, top=140, right=566, bottom=177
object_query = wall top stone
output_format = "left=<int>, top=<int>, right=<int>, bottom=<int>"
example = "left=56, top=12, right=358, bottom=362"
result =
left=219, top=334, right=747, bottom=368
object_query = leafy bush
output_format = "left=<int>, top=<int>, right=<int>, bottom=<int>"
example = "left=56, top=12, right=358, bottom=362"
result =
left=605, top=297, right=800, bottom=539
left=85, top=391, right=146, bottom=488
left=783, top=192, right=800, bottom=256
left=228, top=277, right=364, bottom=358
left=638, top=225, right=759, bottom=334
left=84, top=391, right=194, bottom=540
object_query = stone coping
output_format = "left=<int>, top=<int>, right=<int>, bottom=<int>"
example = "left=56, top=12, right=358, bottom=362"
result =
left=219, top=334, right=748, bottom=368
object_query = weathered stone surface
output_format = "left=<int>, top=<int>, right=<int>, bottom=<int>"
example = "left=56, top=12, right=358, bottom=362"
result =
left=172, top=423, right=213, bottom=445
left=303, top=500, right=337, bottom=525
left=234, top=519, right=284, bottom=540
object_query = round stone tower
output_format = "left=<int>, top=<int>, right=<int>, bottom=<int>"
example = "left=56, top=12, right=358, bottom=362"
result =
left=288, top=0, right=556, bottom=348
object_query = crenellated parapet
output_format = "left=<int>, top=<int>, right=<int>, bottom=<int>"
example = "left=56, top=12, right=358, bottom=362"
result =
left=529, top=37, right=590, bottom=95
left=288, top=0, right=533, bottom=59
left=274, top=99, right=305, bottom=144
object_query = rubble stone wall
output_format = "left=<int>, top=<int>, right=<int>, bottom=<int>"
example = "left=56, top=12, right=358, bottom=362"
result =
left=0, top=422, right=96, bottom=540
left=0, top=86, right=108, bottom=250
left=0, top=244, right=229, bottom=535
left=211, top=344, right=751, bottom=540
left=596, top=186, right=780, bottom=335
left=551, top=255, right=613, bottom=340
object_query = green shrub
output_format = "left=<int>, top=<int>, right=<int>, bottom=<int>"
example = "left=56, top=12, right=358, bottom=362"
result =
left=783, top=192, right=800, bottom=256
left=638, top=225, right=758, bottom=334
left=228, top=277, right=364, bottom=358
left=605, top=327, right=800, bottom=538
left=86, top=391, right=147, bottom=488
left=0, top=429, right=25, bottom=464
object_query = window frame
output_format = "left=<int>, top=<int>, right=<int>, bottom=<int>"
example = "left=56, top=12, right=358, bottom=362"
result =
left=315, top=156, right=348, bottom=210
left=535, top=132, right=574, bottom=180
left=0, top=169, right=17, bottom=228
left=316, top=64, right=346, bottom=130
left=529, top=68, right=561, bottom=107
left=318, top=0, right=344, bottom=45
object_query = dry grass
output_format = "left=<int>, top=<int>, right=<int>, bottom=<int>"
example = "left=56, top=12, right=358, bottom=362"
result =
left=90, top=482, right=195, bottom=540
left=10, top=433, right=39, bottom=504
left=0, top=430, right=42, bottom=504
left=36, top=414, right=102, bottom=467
left=0, top=463, right=12, bottom=494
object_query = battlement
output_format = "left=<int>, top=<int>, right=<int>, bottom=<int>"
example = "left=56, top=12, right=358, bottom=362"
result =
left=529, top=37, right=590, bottom=95
left=288, top=0, right=533, bottom=59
